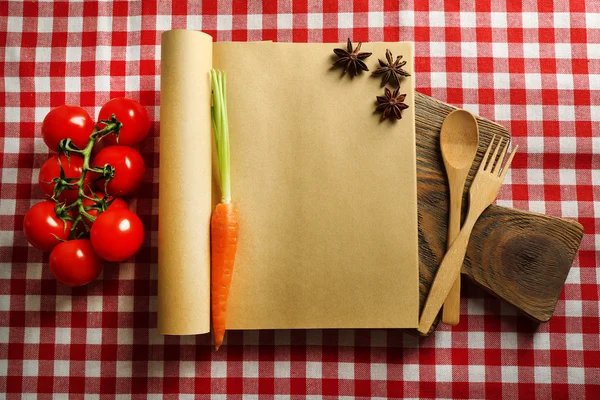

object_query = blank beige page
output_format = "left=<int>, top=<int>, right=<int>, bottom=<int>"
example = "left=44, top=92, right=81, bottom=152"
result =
left=213, top=42, right=419, bottom=329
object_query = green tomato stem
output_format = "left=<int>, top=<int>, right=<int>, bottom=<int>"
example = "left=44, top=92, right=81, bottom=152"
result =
left=54, top=115, right=122, bottom=238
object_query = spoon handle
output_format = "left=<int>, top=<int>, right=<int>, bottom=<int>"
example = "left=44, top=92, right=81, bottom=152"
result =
left=442, top=180, right=464, bottom=325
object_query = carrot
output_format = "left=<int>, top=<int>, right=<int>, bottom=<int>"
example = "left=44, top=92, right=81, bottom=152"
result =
left=210, top=69, right=239, bottom=350
left=210, top=202, right=238, bottom=350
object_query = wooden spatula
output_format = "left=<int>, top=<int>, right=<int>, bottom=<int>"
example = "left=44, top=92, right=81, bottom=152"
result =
left=418, top=135, right=518, bottom=334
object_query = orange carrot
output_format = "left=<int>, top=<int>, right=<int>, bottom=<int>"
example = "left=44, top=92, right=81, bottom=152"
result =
left=210, top=69, right=239, bottom=350
left=210, top=202, right=239, bottom=350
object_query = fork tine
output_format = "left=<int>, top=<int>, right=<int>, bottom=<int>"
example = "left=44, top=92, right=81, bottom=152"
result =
left=486, top=136, right=502, bottom=171
left=500, top=145, right=519, bottom=181
left=479, top=134, right=496, bottom=172
left=492, top=138, right=509, bottom=175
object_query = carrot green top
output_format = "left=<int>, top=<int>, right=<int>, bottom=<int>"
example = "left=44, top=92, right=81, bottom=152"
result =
left=210, top=69, right=231, bottom=204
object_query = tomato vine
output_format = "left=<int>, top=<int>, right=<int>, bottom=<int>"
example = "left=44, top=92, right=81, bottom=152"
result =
left=51, top=114, right=123, bottom=238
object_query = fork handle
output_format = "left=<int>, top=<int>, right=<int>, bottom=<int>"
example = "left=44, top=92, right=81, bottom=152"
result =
left=418, top=216, right=477, bottom=334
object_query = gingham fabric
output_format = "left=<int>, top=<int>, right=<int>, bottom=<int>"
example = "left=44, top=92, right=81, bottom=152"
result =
left=1, top=0, right=599, bottom=398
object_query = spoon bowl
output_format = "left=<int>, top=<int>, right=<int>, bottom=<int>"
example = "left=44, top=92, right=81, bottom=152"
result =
left=440, top=110, right=480, bottom=169
left=439, top=110, right=479, bottom=326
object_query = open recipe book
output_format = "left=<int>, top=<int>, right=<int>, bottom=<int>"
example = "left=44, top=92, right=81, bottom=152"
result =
left=158, top=30, right=419, bottom=334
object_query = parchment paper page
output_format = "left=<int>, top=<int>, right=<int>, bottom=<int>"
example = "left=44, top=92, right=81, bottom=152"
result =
left=158, top=30, right=213, bottom=334
left=213, top=42, right=419, bottom=329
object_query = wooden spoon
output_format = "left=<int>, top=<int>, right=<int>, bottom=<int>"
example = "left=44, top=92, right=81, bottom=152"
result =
left=439, top=110, right=479, bottom=326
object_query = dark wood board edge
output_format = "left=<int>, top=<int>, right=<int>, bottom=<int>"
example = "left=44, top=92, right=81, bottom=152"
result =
left=464, top=206, right=584, bottom=322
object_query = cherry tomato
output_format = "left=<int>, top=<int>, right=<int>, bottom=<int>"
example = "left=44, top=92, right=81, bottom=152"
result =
left=49, top=239, right=103, bottom=287
left=92, top=146, right=145, bottom=196
left=42, top=105, right=95, bottom=151
left=81, top=192, right=128, bottom=228
left=39, top=154, right=93, bottom=205
left=23, top=201, right=73, bottom=252
left=90, top=208, right=144, bottom=262
left=98, top=98, right=151, bottom=146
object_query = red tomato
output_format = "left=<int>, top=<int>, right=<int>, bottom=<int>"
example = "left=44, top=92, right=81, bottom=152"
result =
left=92, top=146, right=145, bottom=196
left=39, top=154, right=93, bottom=205
left=90, top=208, right=144, bottom=262
left=42, top=105, right=95, bottom=151
left=23, top=201, right=73, bottom=251
left=98, top=98, right=151, bottom=146
left=49, top=239, right=103, bottom=287
left=81, top=192, right=128, bottom=228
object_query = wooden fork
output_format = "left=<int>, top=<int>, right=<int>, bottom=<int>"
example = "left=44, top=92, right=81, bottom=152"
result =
left=418, top=135, right=519, bottom=334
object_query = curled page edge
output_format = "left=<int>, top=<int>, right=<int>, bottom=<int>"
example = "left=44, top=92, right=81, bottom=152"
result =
left=158, top=30, right=213, bottom=335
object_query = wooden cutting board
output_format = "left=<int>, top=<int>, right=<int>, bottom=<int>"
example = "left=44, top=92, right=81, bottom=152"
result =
left=414, top=92, right=584, bottom=335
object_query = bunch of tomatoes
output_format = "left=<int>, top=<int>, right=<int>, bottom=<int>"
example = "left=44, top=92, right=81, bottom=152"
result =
left=23, top=98, right=150, bottom=287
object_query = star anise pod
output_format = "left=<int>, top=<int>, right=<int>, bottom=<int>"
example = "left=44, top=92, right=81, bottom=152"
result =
left=332, top=38, right=372, bottom=77
left=376, top=87, right=409, bottom=120
left=372, top=49, right=411, bottom=87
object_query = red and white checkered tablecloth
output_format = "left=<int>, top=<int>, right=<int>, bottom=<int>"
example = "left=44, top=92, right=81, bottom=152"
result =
left=1, top=0, right=599, bottom=398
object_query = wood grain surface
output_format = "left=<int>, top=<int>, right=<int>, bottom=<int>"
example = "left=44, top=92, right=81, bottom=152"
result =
left=414, top=92, right=584, bottom=335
